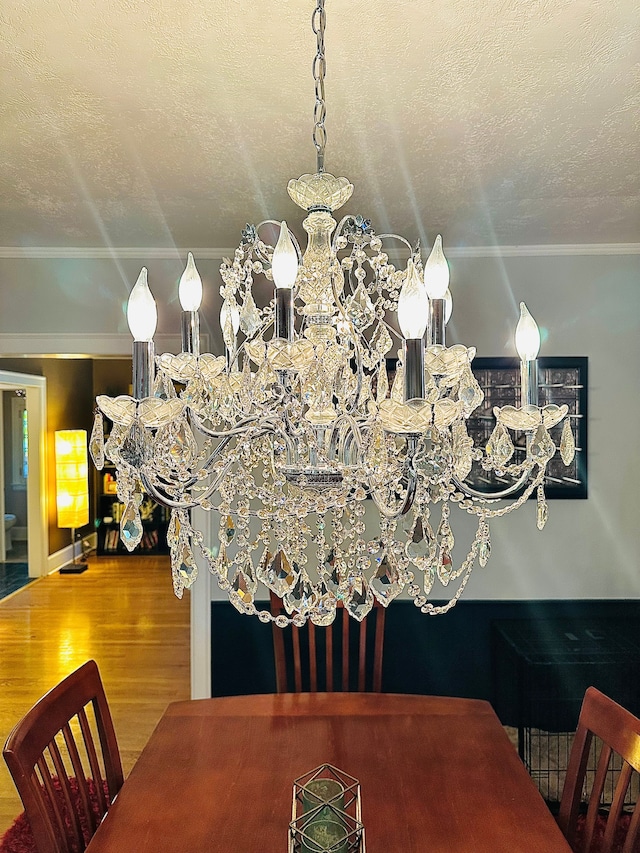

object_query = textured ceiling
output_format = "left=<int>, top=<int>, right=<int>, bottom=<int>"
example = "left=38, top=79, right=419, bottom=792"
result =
left=1, top=0, right=639, bottom=250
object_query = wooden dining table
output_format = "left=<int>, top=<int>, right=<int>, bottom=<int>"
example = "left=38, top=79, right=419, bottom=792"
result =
left=86, top=692, right=572, bottom=853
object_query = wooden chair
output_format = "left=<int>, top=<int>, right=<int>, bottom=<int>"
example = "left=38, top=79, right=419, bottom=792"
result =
left=270, top=591, right=385, bottom=693
left=557, top=686, right=640, bottom=853
left=3, top=660, right=124, bottom=853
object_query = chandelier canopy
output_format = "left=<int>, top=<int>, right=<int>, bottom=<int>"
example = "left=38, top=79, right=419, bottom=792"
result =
left=90, top=0, right=575, bottom=626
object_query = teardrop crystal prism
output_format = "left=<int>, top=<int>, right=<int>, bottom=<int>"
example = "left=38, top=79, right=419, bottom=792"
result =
left=487, top=423, right=514, bottom=466
left=437, top=548, right=453, bottom=586
left=437, top=516, right=455, bottom=553
left=346, top=282, right=375, bottom=329
left=223, top=515, right=236, bottom=544
left=371, top=322, right=393, bottom=358
left=230, top=567, right=257, bottom=612
left=173, top=539, right=198, bottom=587
left=284, top=570, right=318, bottom=616
left=370, top=551, right=403, bottom=606
left=120, top=422, right=148, bottom=468
left=239, top=289, right=262, bottom=337
left=167, top=511, right=181, bottom=549
left=220, top=297, right=240, bottom=349
left=89, top=411, right=105, bottom=470
left=478, top=523, right=491, bottom=567
left=391, top=361, right=404, bottom=402
left=120, top=501, right=143, bottom=551
left=458, top=369, right=484, bottom=414
left=536, top=485, right=548, bottom=530
left=529, top=424, right=556, bottom=462
left=310, top=592, right=338, bottom=627
left=257, top=549, right=299, bottom=597
left=376, top=362, right=389, bottom=403
left=152, top=370, right=177, bottom=400
left=406, top=516, right=436, bottom=568
left=344, top=574, right=374, bottom=622
left=559, top=418, right=575, bottom=465
left=423, top=565, right=436, bottom=596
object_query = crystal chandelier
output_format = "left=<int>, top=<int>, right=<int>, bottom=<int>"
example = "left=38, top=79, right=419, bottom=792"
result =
left=90, top=0, right=576, bottom=626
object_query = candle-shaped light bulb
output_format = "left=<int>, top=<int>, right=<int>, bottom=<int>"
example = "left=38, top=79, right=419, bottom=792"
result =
left=179, top=252, right=203, bottom=311
left=515, top=302, right=541, bottom=361
left=398, top=259, right=429, bottom=339
left=424, top=235, right=450, bottom=299
left=272, top=221, right=298, bottom=289
left=127, top=268, right=157, bottom=341
left=444, top=288, right=453, bottom=325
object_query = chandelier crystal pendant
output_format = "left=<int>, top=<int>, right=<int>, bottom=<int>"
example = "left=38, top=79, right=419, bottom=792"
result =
left=90, top=0, right=574, bottom=626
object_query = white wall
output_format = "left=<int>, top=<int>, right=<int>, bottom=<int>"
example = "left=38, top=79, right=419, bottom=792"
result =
left=1, top=250, right=638, bottom=602
left=448, top=253, right=640, bottom=600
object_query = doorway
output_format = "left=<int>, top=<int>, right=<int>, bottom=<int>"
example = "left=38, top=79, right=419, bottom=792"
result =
left=0, top=370, right=47, bottom=579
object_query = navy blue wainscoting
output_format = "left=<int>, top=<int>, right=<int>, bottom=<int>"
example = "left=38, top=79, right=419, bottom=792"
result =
left=211, top=599, right=640, bottom=719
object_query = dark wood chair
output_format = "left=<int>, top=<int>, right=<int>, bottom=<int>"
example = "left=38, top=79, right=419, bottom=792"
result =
left=557, top=686, right=640, bottom=853
left=270, top=591, right=385, bottom=693
left=3, top=660, right=124, bottom=853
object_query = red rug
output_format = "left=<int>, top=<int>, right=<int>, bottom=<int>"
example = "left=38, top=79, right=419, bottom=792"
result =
left=0, top=778, right=108, bottom=853
left=572, top=810, right=636, bottom=853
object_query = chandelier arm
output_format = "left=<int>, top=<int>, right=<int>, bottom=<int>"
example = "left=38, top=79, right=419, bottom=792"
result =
left=330, top=413, right=364, bottom=463
left=368, top=468, right=418, bottom=519
left=452, top=466, right=535, bottom=501
left=377, top=233, right=414, bottom=253
left=138, top=473, right=199, bottom=510
left=256, top=219, right=304, bottom=260
left=331, top=215, right=354, bottom=252
left=143, top=428, right=276, bottom=512
left=188, top=411, right=277, bottom=441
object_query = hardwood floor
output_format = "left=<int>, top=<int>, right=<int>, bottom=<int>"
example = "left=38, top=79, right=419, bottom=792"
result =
left=0, top=554, right=190, bottom=836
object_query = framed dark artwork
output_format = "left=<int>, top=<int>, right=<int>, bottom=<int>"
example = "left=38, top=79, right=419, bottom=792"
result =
left=467, top=356, right=588, bottom=499
left=381, top=355, right=588, bottom=500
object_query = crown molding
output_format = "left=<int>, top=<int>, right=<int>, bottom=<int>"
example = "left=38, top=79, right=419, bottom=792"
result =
left=0, top=333, right=210, bottom=358
left=0, top=243, right=639, bottom=260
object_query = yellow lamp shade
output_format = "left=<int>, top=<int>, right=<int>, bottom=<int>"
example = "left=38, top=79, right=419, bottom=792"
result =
left=55, top=430, right=89, bottom=529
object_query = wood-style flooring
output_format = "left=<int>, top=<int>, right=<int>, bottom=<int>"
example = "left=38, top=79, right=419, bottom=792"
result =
left=0, top=554, right=190, bottom=835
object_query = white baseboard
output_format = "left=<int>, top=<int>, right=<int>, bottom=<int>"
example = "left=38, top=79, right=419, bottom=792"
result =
left=47, top=533, right=98, bottom=574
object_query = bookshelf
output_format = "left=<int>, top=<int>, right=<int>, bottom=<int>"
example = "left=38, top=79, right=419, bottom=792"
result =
left=96, top=465, right=169, bottom=556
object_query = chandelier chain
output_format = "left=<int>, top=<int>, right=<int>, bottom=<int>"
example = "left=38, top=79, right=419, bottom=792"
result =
left=312, top=0, right=327, bottom=173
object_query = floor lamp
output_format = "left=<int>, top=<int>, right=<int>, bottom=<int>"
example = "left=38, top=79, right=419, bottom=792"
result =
left=55, top=429, right=89, bottom=574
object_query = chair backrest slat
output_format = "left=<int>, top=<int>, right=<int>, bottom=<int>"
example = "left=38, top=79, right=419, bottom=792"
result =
left=622, top=802, right=640, bottom=853
left=61, top=723, right=98, bottom=836
left=77, top=707, right=108, bottom=814
left=602, top=762, right=633, bottom=852
left=36, top=758, right=67, bottom=852
left=325, top=623, right=334, bottom=692
left=372, top=607, right=384, bottom=693
left=48, top=739, right=86, bottom=852
left=357, top=620, right=366, bottom=692
left=558, top=687, right=640, bottom=853
left=292, top=626, right=303, bottom=692
left=308, top=622, right=318, bottom=692
left=341, top=608, right=349, bottom=692
left=270, top=592, right=386, bottom=694
left=3, top=660, right=123, bottom=853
